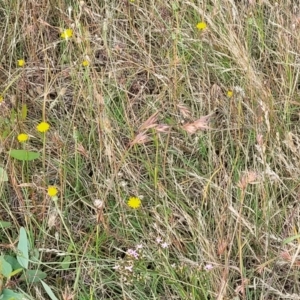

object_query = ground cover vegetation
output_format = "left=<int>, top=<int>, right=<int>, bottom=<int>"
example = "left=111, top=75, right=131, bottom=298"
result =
left=0, top=0, right=300, bottom=299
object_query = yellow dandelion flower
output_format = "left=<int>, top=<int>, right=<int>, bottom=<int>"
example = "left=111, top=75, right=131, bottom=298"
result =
left=0, top=95, right=3, bottom=102
left=17, top=133, right=29, bottom=143
left=17, top=59, right=25, bottom=67
left=36, top=121, right=50, bottom=133
left=127, top=197, right=141, bottom=209
left=227, top=90, right=233, bottom=98
left=47, top=186, right=58, bottom=197
left=196, top=22, right=207, bottom=30
left=82, top=60, right=90, bottom=67
left=61, top=28, right=73, bottom=39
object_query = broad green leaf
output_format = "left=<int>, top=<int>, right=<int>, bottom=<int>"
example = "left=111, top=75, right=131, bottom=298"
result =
left=60, top=255, right=71, bottom=270
left=21, top=104, right=27, bottom=120
left=41, top=280, right=59, bottom=300
left=20, top=269, right=47, bottom=283
left=283, top=234, right=300, bottom=244
left=4, top=255, right=22, bottom=271
left=0, top=256, right=12, bottom=278
left=0, top=289, right=25, bottom=300
left=9, top=150, right=40, bottom=161
left=0, top=167, right=8, bottom=182
left=0, top=221, right=11, bottom=229
left=17, top=227, right=29, bottom=269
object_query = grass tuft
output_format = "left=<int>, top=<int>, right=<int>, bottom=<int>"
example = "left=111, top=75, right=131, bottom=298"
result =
left=1, top=0, right=300, bottom=299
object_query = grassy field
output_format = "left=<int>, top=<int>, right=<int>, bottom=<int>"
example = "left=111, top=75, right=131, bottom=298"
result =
left=1, top=0, right=300, bottom=299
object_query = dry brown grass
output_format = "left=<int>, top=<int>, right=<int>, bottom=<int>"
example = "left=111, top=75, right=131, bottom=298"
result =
left=1, top=0, right=300, bottom=299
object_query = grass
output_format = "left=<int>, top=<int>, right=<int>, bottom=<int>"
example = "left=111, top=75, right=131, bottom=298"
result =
left=1, top=0, right=300, bottom=299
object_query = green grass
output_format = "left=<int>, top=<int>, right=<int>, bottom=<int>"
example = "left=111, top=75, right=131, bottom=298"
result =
left=1, top=0, right=300, bottom=299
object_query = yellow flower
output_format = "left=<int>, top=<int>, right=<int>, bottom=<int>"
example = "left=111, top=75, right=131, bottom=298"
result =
left=227, top=90, right=234, bottom=98
left=196, top=22, right=207, bottom=30
left=61, top=28, right=73, bottom=39
left=127, top=197, right=141, bottom=209
left=0, top=95, right=3, bottom=102
left=17, top=133, right=29, bottom=143
left=47, top=186, right=58, bottom=197
left=82, top=60, right=90, bottom=67
left=36, top=121, right=50, bottom=133
left=17, top=59, right=25, bottom=67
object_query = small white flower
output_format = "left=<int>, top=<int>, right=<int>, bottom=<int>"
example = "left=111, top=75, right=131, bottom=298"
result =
left=161, top=242, right=169, bottom=249
left=204, top=264, right=213, bottom=271
left=120, top=180, right=128, bottom=187
left=156, top=237, right=162, bottom=244
left=112, top=264, right=120, bottom=270
left=127, top=249, right=139, bottom=259
left=124, top=265, right=133, bottom=272
left=136, top=244, right=143, bottom=249
left=233, top=86, right=245, bottom=97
